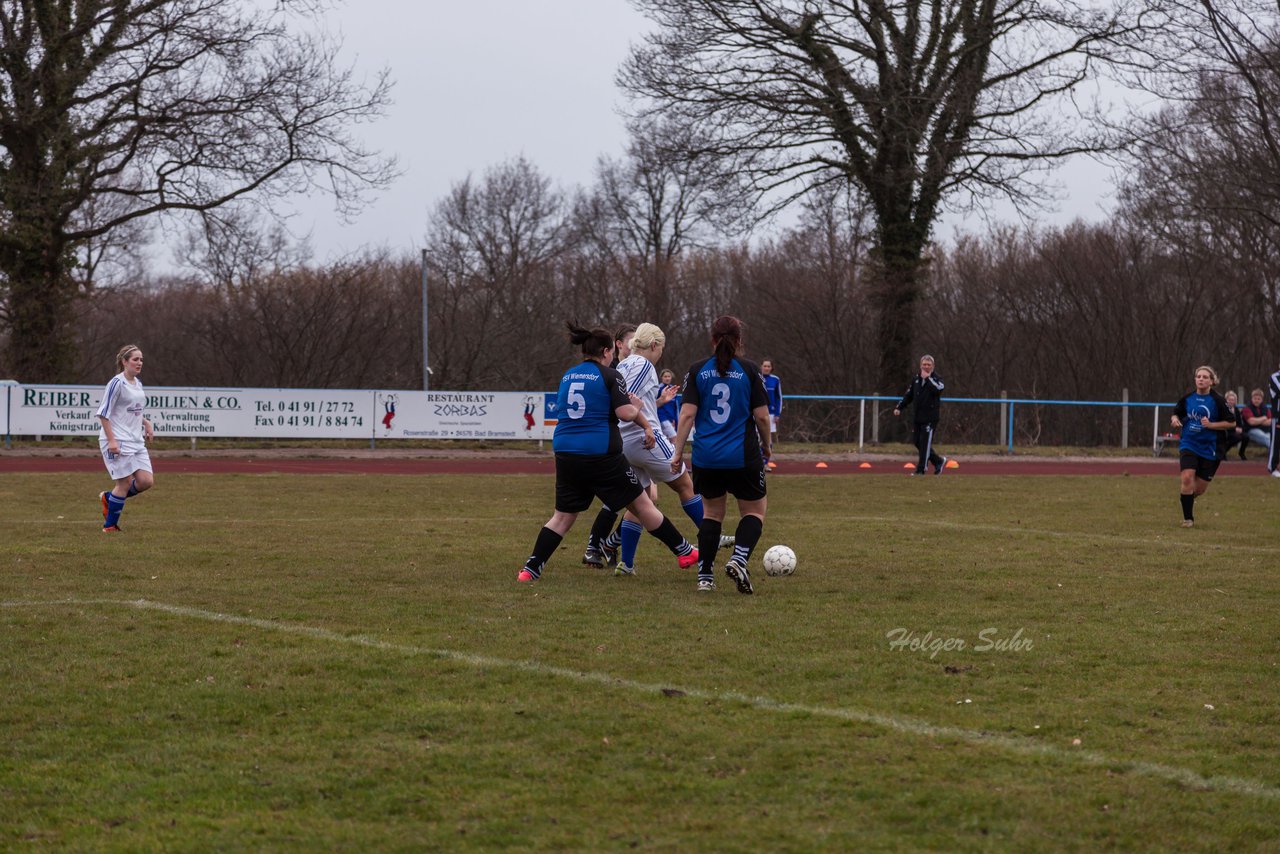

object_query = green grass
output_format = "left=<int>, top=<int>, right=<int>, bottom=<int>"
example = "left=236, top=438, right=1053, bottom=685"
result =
left=2, top=471, right=1278, bottom=850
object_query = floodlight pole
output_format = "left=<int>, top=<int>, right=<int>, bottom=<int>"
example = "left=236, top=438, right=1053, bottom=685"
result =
left=421, top=248, right=430, bottom=392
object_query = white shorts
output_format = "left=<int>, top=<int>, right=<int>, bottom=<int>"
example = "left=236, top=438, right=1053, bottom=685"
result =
left=660, top=420, right=677, bottom=441
left=770, top=415, right=778, bottom=434
left=101, top=446, right=153, bottom=481
left=623, top=432, right=686, bottom=489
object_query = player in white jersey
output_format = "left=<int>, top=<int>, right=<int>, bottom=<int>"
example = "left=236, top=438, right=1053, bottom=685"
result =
left=588, top=323, right=708, bottom=575
left=95, top=344, right=156, bottom=532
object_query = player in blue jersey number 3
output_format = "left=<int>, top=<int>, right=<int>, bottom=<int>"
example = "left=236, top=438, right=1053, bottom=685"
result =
left=518, top=323, right=698, bottom=583
left=670, top=315, right=772, bottom=594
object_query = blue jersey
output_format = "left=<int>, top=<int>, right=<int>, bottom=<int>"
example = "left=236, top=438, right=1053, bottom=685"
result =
left=681, top=355, right=769, bottom=468
left=553, top=361, right=629, bottom=455
left=762, top=373, right=782, bottom=416
left=657, top=386, right=680, bottom=425
left=1176, top=391, right=1229, bottom=460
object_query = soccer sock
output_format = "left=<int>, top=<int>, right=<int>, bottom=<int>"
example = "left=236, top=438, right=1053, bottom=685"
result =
left=1180, top=494, right=1195, bottom=521
left=523, top=526, right=563, bottom=579
left=697, top=518, right=723, bottom=578
left=105, top=493, right=126, bottom=528
left=604, top=519, right=623, bottom=551
left=646, top=516, right=692, bottom=557
left=619, top=520, right=643, bottom=568
left=126, top=478, right=139, bottom=497
left=588, top=507, right=618, bottom=551
left=731, top=514, right=764, bottom=564
left=681, top=494, right=704, bottom=527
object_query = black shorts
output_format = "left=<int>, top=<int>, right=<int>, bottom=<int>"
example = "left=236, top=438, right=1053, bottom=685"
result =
left=554, top=452, right=644, bottom=514
left=1179, top=452, right=1221, bottom=482
left=692, top=463, right=767, bottom=502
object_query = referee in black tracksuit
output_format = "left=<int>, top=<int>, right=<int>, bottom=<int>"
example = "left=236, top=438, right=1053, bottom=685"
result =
left=894, top=355, right=949, bottom=476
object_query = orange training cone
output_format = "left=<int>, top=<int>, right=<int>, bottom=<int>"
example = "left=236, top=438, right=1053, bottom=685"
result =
left=903, top=462, right=915, bottom=469
left=858, top=462, right=872, bottom=469
left=815, top=461, right=828, bottom=469
left=946, top=459, right=959, bottom=469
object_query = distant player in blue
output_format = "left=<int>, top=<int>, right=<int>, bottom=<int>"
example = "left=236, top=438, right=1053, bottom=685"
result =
left=761, top=359, right=782, bottom=441
left=1171, top=365, right=1236, bottom=528
left=657, top=368, right=680, bottom=441
left=670, top=315, right=772, bottom=594
left=518, top=322, right=698, bottom=582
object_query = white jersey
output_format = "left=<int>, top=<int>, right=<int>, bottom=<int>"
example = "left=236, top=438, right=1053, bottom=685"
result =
left=96, top=372, right=147, bottom=454
left=616, top=354, right=661, bottom=442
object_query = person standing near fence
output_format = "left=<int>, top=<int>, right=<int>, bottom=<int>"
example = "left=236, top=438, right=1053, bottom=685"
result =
left=894, top=355, right=949, bottom=476
left=762, top=359, right=782, bottom=441
left=1222, top=390, right=1245, bottom=460
left=657, top=368, right=680, bottom=441
left=95, top=344, right=155, bottom=532
left=1171, top=366, right=1237, bottom=527
left=1269, top=364, right=1280, bottom=477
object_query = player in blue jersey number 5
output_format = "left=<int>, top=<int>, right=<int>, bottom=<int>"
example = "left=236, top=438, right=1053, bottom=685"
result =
left=670, top=315, right=772, bottom=594
left=518, top=323, right=698, bottom=583
left=1170, top=365, right=1236, bottom=528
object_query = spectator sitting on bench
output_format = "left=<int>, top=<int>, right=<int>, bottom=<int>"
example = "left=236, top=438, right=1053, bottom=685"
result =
left=1240, top=387, right=1274, bottom=460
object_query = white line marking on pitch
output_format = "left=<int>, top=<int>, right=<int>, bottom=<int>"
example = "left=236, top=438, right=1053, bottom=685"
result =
left=4, top=597, right=1278, bottom=802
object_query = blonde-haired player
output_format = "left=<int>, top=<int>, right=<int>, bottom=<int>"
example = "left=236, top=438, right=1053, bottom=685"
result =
left=96, top=344, right=155, bottom=531
left=583, top=323, right=707, bottom=575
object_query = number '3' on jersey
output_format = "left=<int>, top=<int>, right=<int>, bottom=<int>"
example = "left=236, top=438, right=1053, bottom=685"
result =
left=681, top=356, right=769, bottom=468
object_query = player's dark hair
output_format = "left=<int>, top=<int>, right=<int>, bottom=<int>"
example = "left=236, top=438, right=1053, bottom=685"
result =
left=566, top=321, right=614, bottom=360
left=710, top=315, right=743, bottom=376
left=614, top=323, right=637, bottom=347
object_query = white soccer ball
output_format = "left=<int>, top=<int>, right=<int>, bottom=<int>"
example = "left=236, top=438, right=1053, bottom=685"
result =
left=762, top=544, right=797, bottom=577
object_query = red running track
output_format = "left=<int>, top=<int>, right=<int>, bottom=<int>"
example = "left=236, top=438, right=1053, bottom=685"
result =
left=0, top=453, right=1273, bottom=477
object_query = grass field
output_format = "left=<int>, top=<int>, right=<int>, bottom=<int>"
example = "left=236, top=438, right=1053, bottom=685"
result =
left=2, top=470, right=1279, bottom=850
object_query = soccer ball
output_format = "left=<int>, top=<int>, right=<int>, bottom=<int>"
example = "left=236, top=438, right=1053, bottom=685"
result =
left=762, top=545, right=797, bottom=577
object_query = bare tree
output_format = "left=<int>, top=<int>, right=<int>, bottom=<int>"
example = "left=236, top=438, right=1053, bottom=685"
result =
left=424, top=158, right=573, bottom=389
left=574, top=117, right=750, bottom=329
left=0, top=0, right=395, bottom=381
left=620, top=0, right=1135, bottom=392
left=1116, top=2, right=1280, bottom=333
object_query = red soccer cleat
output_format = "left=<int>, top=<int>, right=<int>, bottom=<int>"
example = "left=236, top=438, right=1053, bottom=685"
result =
left=102, top=525, right=123, bottom=533
left=516, top=569, right=537, bottom=583
left=99, top=491, right=109, bottom=520
left=677, top=548, right=699, bottom=569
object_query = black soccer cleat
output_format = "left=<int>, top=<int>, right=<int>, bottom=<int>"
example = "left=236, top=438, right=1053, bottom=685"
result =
left=724, top=558, right=753, bottom=595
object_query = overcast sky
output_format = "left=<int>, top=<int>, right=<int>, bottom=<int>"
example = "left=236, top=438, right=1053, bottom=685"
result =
left=272, top=0, right=1117, bottom=266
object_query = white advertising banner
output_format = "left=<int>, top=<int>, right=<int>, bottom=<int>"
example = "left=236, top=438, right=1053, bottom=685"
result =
left=9, top=385, right=374, bottom=439
left=6, top=385, right=557, bottom=441
left=373, top=390, right=555, bottom=441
